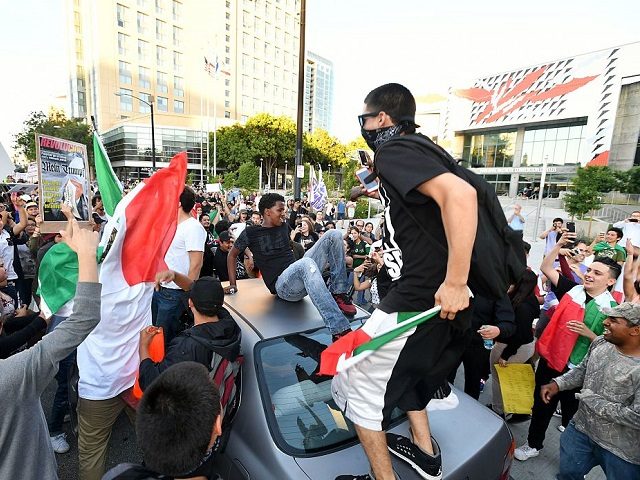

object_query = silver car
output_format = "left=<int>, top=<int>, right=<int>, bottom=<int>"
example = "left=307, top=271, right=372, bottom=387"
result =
left=213, top=279, right=515, bottom=480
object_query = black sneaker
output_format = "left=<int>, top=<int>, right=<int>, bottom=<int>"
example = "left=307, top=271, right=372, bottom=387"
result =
left=386, top=433, right=442, bottom=480
left=335, top=475, right=373, bottom=480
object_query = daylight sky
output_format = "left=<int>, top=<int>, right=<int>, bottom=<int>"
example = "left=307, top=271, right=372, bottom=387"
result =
left=1, top=0, right=638, bottom=158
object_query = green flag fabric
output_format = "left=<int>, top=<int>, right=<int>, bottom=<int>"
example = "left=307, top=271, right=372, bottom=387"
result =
left=93, top=132, right=123, bottom=216
left=37, top=243, right=79, bottom=318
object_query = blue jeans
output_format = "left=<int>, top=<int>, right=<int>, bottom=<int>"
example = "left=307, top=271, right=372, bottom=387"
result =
left=47, top=315, right=76, bottom=436
left=275, top=229, right=350, bottom=335
left=151, top=287, right=189, bottom=345
left=558, top=422, right=640, bottom=480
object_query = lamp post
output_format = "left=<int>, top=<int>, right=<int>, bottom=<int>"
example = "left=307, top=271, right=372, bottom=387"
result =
left=115, top=92, right=156, bottom=171
left=293, top=0, right=306, bottom=199
left=259, top=158, right=263, bottom=193
left=284, top=160, right=288, bottom=190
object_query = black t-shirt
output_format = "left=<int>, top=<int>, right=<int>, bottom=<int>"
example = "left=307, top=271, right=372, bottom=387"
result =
left=234, top=224, right=295, bottom=294
left=293, top=232, right=318, bottom=251
left=375, top=136, right=453, bottom=314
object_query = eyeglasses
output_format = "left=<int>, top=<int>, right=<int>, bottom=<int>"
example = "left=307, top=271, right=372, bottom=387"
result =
left=358, top=111, right=380, bottom=128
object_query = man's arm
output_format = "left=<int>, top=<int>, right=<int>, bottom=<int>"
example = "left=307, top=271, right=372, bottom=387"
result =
left=224, top=246, right=241, bottom=293
left=623, top=240, right=640, bottom=300
left=540, top=232, right=573, bottom=287
left=187, top=251, right=204, bottom=281
left=575, top=389, right=640, bottom=429
left=416, top=172, right=477, bottom=320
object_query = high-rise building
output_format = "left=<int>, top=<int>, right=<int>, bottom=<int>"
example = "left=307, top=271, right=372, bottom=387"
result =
left=65, top=0, right=301, bottom=176
left=303, top=51, right=333, bottom=133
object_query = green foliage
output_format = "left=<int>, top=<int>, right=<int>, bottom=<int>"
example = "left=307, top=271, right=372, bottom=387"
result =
left=223, top=171, right=237, bottom=190
left=14, top=110, right=93, bottom=164
left=572, top=166, right=619, bottom=192
left=616, top=167, right=640, bottom=194
left=342, top=159, right=361, bottom=197
left=355, top=199, right=370, bottom=218
left=186, top=170, right=194, bottom=185
left=564, top=188, right=602, bottom=219
left=304, top=128, right=349, bottom=168
left=235, top=161, right=259, bottom=190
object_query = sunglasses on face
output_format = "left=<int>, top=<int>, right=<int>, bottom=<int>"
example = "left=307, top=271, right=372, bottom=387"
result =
left=357, top=111, right=380, bottom=128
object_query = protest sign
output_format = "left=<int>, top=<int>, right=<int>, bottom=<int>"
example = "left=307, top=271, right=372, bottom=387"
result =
left=36, top=134, right=91, bottom=232
left=495, top=363, right=535, bottom=414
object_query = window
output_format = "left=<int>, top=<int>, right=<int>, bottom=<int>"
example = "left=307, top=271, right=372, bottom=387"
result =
left=119, top=61, right=132, bottom=84
left=157, top=96, right=168, bottom=112
left=156, top=46, right=166, bottom=66
left=172, top=0, right=181, bottom=21
left=157, top=71, right=168, bottom=93
left=173, top=51, right=182, bottom=72
left=138, top=39, right=149, bottom=62
left=137, top=12, right=148, bottom=35
left=174, top=100, right=184, bottom=113
left=255, top=330, right=405, bottom=456
left=156, top=19, right=166, bottom=42
left=224, top=111, right=231, bottom=118
left=225, top=35, right=230, bottom=42
left=226, top=23, right=230, bottom=31
left=225, top=78, right=230, bottom=87
left=155, top=0, right=164, bottom=15
left=225, top=100, right=230, bottom=108
left=119, top=88, right=133, bottom=111
left=117, top=33, right=128, bottom=55
left=174, top=76, right=184, bottom=97
left=226, top=1, right=230, bottom=7
left=173, top=26, right=182, bottom=47
left=116, top=4, right=127, bottom=27
left=139, top=66, right=151, bottom=89
left=225, top=89, right=230, bottom=97
left=225, top=45, right=230, bottom=54
left=139, top=92, right=152, bottom=113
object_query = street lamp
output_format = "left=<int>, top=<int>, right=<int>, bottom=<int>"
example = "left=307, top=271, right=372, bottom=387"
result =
left=115, top=92, right=156, bottom=170
left=284, top=160, right=288, bottom=190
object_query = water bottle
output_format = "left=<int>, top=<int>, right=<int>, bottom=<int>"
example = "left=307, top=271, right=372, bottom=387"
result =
left=481, top=325, right=493, bottom=350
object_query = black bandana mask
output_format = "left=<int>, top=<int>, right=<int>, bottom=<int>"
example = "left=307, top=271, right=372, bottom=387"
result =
left=360, top=124, right=404, bottom=152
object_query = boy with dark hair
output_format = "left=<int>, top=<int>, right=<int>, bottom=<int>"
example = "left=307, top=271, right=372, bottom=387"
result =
left=103, top=362, right=223, bottom=480
left=226, top=193, right=355, bottom=340
left=152, top=186, right=206, bottom=345
left=590, top=227, right=626, bottom=264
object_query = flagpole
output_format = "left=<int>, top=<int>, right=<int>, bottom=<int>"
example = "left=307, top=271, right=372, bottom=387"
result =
left=200, top=66, right=204, bottom=185
left=213, top=78, right=217, bottom=178
left=205, top=77, right=209, bottom=185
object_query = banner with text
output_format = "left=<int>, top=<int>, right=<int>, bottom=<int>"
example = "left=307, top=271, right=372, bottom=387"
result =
left=36, top=134, right=91, bottom=228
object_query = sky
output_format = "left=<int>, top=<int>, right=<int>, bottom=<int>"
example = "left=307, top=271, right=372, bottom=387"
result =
left=1, top=0, right=639, bottom=159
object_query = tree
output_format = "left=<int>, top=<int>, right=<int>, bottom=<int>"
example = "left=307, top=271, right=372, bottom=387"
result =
left=14, top=111, right=93, bottom=164
left=235, top=161, right=259, bottom=190
left=211, top=124, right=252, bottom=172
left=563, top=166, right=619, bottom=219
left=304, top=128, right=349, bottom=168
left=616, top=167, right=640, bottom=194
left=564, top=188, right=602, bottom=219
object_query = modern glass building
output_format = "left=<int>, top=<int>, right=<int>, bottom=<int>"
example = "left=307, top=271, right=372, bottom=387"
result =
left=443, top=42, right=640, bottom=196
left=102, top=124, right=207, bottom=179
left=303, top=51, right=334, bottom=133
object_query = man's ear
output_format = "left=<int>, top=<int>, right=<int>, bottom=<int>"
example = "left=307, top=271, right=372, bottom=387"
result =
left=207, top=412, right=223, bottom=449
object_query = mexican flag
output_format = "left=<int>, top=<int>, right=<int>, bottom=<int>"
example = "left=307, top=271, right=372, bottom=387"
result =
left=77, top=151, right=187, bottom=399
left=537, top=284, right=616, bottom=371
left=319, top=306, right=441, bottom=376
left=93, top=131, right=123, bottom=216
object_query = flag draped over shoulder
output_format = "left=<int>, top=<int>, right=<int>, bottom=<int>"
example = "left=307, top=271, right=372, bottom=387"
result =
left=93, top=131, right=123, bottom=217
left=77, top=152, right=187, bottom=400
left=319, top=306, right=441, bottom=376
left=536, top=285, right=616, bottom=371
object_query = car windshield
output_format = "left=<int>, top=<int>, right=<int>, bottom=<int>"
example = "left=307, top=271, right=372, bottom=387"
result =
left=255, top=327, right=404, bottom=456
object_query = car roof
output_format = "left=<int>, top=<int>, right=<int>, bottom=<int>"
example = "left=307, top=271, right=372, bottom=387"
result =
left=223, top=278, right=369, bottom=340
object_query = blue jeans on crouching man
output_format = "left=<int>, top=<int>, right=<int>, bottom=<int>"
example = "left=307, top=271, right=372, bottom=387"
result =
left=275, top=229, right=351, bottom=335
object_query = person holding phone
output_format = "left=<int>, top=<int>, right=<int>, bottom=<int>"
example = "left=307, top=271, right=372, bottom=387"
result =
left=613, top=210, right=640, bottom=252
left=507, top=204, right=525, bottom=232
left=540, top=217, right=564, bottom=256
left=589, top=227, right=626, bottom=265
left=290, top=217, right=318, bottom=252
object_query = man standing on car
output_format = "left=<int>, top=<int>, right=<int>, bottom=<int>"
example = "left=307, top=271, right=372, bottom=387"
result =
left=332, top=83, right=477, bottom=480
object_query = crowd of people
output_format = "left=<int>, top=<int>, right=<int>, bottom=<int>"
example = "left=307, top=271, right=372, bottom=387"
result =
left=0, top=82, right=639, bottom=480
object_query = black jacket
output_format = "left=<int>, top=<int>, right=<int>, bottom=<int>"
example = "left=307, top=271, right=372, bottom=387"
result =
left=500, top=293, right=538, bottom=360
left=138, top=307, right=241, bottom=391
left=469, top=294, right=516, bottom=347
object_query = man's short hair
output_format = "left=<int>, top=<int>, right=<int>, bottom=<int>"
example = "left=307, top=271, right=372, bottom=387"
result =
left=91, top=195, right=102, bottom=207
left=259, top=193, right=285, bottom=214
left=553, top=217, right=564, bottom=224
left=218, top=230, right=231, bottom=243
left=214, top=219, right=231, bottom=236
left=364, top=83, right=416, bottom=126
left=136, top=362, right=221, bottom=477
left=592, top=256, right=622, bottom=280
left=180, top=186, right=196, bottom=213
left=608, top=227, right=624, bottom=240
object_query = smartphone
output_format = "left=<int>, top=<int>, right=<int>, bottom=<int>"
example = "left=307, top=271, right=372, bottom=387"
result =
left=566, top=222, right=575, bottom=233
left=357, top=149, right=371, bottom=167
left=355, top=167, right=379, bottom=192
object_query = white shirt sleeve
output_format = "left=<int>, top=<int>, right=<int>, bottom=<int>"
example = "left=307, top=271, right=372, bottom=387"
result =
left=184, top=219, right=207, bottom=252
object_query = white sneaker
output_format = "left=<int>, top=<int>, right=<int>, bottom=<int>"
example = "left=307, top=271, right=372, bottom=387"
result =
left=50, top=433, right=70, bottom=454
left=514, top=443, right=539, bottom=461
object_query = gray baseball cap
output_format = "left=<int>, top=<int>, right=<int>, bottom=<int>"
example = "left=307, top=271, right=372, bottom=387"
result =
left=601, top=303, right=640, bottom=326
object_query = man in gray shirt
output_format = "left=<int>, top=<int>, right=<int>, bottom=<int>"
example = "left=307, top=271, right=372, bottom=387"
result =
left=541, top=302, right=640, bottom=479
left=0, top=222, right=101, bottom=480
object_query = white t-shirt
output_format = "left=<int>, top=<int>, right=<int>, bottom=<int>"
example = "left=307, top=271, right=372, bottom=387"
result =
left=614, top=220, right=640, bottom=248
left=0, top=230, right=17, bottom=281
left=162, top=217, right=206, bottom=289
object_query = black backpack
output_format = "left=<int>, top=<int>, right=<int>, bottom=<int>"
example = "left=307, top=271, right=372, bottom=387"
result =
left=375, top=133, right=526, bottom=300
